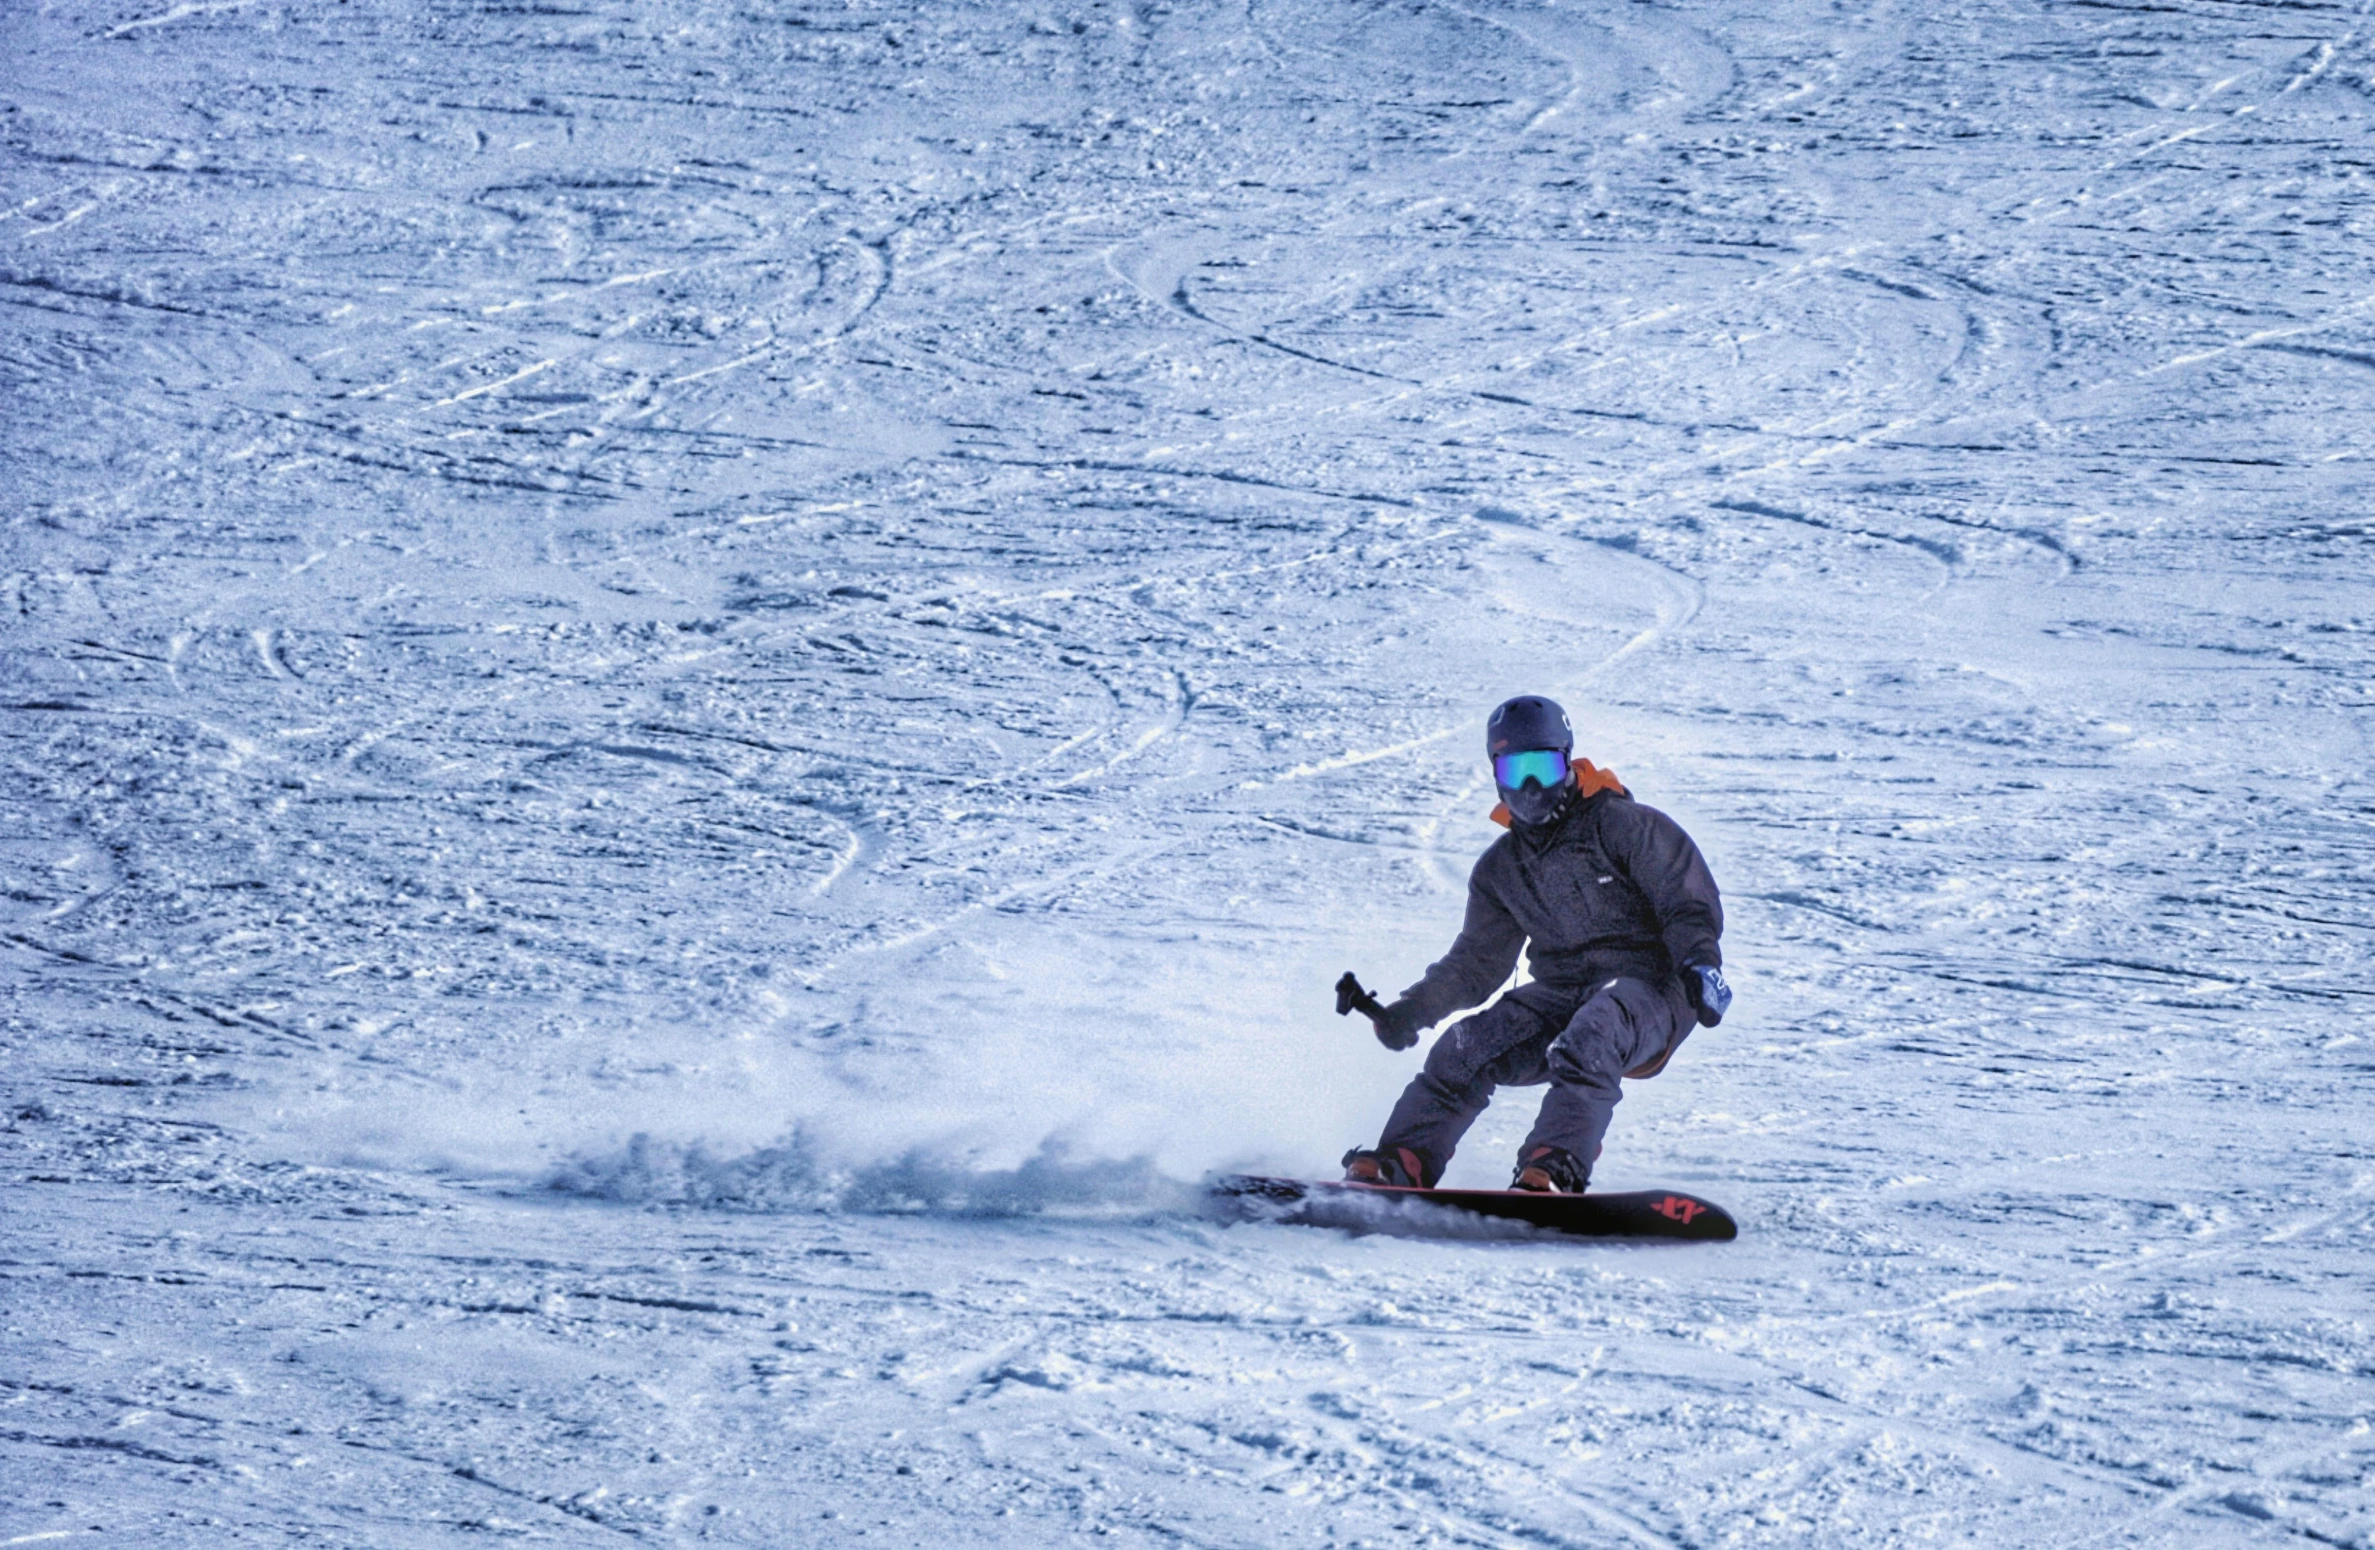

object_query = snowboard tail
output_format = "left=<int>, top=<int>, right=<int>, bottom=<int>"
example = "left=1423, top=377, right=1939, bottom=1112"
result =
left=1210, top=1174, right=1736, bottom=1242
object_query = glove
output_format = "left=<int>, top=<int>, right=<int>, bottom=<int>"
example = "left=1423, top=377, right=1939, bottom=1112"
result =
left=1371, top=998, right=1425, bottom=1052
left=1685, top=963, right=1731, bottom=1028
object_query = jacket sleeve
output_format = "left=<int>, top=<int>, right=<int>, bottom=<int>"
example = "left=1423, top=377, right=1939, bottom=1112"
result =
left=1395, top=849, right=1526, bottom=1029
left=1603, top=800, right=1724, bottom=972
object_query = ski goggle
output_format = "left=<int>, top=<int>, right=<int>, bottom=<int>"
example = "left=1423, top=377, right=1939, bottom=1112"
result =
left=1492, top=748, right=1568, bottom=790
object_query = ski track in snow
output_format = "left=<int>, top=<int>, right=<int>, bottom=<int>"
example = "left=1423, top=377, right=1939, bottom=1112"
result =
left=5, top=0, right=2375, bottom=1544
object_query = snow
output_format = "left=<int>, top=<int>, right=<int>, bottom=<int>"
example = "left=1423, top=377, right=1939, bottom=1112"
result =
left=4, top=0, right=2373, bottom=1542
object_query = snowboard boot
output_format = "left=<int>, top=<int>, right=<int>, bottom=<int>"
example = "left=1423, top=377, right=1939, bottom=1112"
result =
left=1511, top=1145, right=1589, bottom=1194
left=1341, top=1146, right=1428, bottom=1189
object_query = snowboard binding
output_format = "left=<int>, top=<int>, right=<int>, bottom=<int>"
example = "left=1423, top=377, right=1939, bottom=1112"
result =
left=1341, top=1146, right=1428, bottom=1189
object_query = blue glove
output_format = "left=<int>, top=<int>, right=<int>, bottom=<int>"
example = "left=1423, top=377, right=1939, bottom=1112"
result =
left=1685, top=963, right=1731, bottom=1028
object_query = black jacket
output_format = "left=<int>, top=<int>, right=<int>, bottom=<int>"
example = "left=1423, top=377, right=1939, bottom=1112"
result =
left=1397, top=786, right=1723, bottom=1031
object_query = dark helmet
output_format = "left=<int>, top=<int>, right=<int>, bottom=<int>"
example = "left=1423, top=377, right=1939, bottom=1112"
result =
left=1486, top=695, right=1572, bottom=758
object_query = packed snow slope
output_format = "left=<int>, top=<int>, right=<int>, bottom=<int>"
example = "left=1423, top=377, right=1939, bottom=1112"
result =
left=5, top=0, right=2374, bottom=1543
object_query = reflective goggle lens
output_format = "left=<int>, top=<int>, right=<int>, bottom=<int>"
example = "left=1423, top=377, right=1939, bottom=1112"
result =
left=1493, top=748, right=1568, bottom=790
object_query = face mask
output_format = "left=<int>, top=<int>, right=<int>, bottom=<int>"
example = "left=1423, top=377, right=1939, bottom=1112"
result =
left=1495, top=748, right=1573, bottom=827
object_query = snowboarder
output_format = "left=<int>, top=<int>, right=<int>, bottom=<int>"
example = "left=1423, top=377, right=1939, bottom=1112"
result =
left=1341, top=695, right=1730, bottom=1194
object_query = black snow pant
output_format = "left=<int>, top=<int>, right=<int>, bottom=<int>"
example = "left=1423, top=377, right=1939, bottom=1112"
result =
left=1374, top=976, right=1695, bottom=1188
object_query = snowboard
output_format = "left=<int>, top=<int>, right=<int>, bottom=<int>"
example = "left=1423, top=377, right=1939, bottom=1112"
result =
left=1209, top=1174, right=1737, bottom=1242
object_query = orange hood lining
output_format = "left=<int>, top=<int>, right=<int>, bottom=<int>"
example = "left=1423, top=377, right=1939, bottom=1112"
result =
left=1489, top=758, right=1628, bottom=828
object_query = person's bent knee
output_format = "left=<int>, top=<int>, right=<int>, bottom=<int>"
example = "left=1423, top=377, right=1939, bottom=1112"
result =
left=1547, top=1036, right=1624, bottom=1092
left=1422, top=1017, right=1501, bottom=1089
left=1419, top=1034, right=1463, bottom=1085
left=1548, top=993, right=1642, bottom=1089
